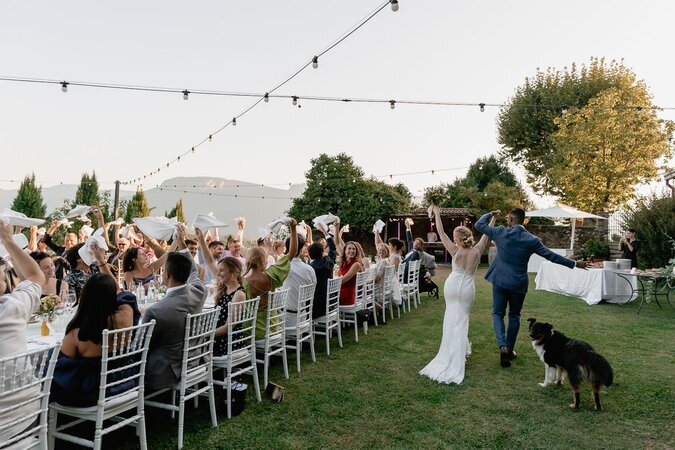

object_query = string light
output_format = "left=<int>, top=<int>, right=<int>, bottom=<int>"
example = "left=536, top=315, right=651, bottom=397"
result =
left=232, top=117, right=237, bottom=126
left=479, top=103, right=485, bottom=112
left=312, top=56, right=319, bottom=69
left=390, top=0, right=399, bottom=11
left=292, top=96, right=298, bottom=106
left=264, top=92, right=269, bottom=102
left=182, top=90, right=189, bottom=100
left=208, top=135, right=212, bottom=142
left=561, top=105, right=569, bottom=114
left=61, top=81, right=68, bottom=93
left=390, top=100, right=396, bottom=110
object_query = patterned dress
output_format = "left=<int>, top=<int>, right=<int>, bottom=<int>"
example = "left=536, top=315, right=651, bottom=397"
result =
left=213, top=286, right=245, bottom=356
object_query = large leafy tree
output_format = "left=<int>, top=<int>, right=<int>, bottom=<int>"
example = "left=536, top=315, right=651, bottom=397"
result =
left=498, top=57, right=674, bottom=205
left=423, top=155, right=531, bottom=217
left=288, top=153, right=414, bottom=231
left=11, top=173, right=47, bottom=218
left=125, top=188, right=152, bottom=223
left=551, top=88, right=674, bottom=211
left=74, top=172, right=100, bottom=207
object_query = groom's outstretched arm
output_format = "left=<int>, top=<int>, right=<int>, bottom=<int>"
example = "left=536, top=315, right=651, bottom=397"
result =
left=475, top=212, right=502, bottom=240
left=532, top=240, right=576, bottom=269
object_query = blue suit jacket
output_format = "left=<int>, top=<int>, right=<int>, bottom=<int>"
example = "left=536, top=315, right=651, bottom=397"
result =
left=475, top=213, right=575, bottom=294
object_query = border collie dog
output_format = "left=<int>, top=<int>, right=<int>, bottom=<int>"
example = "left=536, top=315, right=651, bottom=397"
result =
left=527, top=318, right=613, bottom=410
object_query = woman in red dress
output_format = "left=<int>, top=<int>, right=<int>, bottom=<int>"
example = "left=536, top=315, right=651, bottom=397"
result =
left=337, top=241, right=364, bottom=305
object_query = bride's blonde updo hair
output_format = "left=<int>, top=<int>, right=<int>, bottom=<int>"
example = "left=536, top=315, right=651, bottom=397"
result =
left=453, top=226, right=474, bottom=248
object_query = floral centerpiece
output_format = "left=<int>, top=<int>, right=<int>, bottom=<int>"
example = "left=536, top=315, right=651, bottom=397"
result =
left=38, top=294, right=61, bottom=321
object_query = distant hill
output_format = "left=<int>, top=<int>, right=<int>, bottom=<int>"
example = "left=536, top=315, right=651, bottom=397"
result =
left=0, top=177, right=305, bottom=234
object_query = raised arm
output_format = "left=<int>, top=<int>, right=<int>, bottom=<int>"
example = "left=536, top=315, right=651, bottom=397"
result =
left=404, top=218, right=414, bottom=253
left=28, top=225, right=38, bottom=252
left=195, top=227, right=218, bottom=279
left=0, top=220, right=45, bottom=286
left=533, top=240, right=587, bottom=269
left=474, top=214, right=497, bottom=255
left=475, top=211, right=502, bottom=240
left=374, top=221, right=384, bottom=247
left=335, top=220, right=346, bottom=256
left=44, top=222, right=65, bottom=255
left=147, top=233, right=180, bottom=274
left=91, top=242, right=119, bottom=291
left=287, top=219, right=298, bottom=260
left=432, top=206, right=458, bottom=256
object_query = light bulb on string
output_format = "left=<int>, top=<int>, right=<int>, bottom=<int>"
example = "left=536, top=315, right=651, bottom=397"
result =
left=292, top=96, right=298, bottom=106
left=191, top=147, right=195, bottom=153
left=232, top=117, right=237, bottom=126
left=390, top=100, right=396, bottom=110
left=390, top=0, right=399, bottom=11
left=479, top=103, right=485, bottom=112
left=182, top=90, right=189, bottom=100
left=312, top=56, right=319, bottom=69
left=208, top=135, right=212, bottom=142
left=264, top=93, right=269, bottom=102
left=561, top=105, right=569, bottom=114
left=61, top=81, right=69, bottom=93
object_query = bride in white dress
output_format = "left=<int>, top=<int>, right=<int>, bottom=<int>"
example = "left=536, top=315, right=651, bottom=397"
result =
left=419, top=205, right=495, bottom=384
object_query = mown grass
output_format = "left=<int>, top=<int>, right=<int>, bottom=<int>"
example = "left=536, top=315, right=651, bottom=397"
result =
left=96, top=266, right=675, bottom=449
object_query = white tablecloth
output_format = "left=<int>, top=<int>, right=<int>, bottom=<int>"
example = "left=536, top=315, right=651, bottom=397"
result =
left=527, top=249, right=570, bottom=273
left=535, top=262, right=637, bottom=305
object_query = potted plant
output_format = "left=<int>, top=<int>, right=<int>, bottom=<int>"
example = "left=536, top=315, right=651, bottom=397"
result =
left=585, top=239, right=610, bottom=262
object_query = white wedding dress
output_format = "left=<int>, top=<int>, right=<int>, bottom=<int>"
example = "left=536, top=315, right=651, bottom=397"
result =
left=419, top=246, right=481, bottom=385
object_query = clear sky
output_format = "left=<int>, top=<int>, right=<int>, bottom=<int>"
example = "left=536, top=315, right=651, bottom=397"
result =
left=1, top=0, right=673, bottom=205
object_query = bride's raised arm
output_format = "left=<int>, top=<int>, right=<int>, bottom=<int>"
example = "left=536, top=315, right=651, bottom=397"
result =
left=474, top=214, right=497, bottom=255
left=432, top=205, right=458, bottom=257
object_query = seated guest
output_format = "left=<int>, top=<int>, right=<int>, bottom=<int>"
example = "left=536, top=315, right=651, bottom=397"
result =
left=256, top=236, right=276, bottom=268
left=198, top=240, right=225, bottom=283
left=335, top=241, right=365, bottom=306
left=143, top=238, right=206, bottom=390
left=122, top=245, right=166, bottom=291
left=272, top=240, right=285, bottom=262
left=0, top=220, right=46, bottom=443
left=184, top=238, right=199, bottom=259
left=223, top=236, right=247, bottom=269
left=620, top=229, right=641, bottom=268
left=242, top=220, right=298, bottom=339
left=29, top=251, right=64, bottom=296
left=63, top=243, right=98, bottom=301
left=374, top=244, right=391, bottom=303
left=44, top=223, right=78, bottom=257
left=309, top=223, right=337, bottom=319
left=281, top=234, right=316, bottom=328
left=403, top=218, right=423, bottom=281
left=50, top=273, right=141, bottom=407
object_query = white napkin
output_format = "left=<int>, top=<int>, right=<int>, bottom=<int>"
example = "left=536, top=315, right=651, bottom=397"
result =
left=328, top=224, right=336, bottom=236
left=258, top=227, right=272, bottom=240
left=372, top=219, right=385, bottom=234
left=119, top=225, right=140, bottom=241
left=234, top=217, right=246, bottom=229
left=193, top=213, right=228, bottom=230
left=133, top=216, right=178, bottom=241
left=427, top=205, right=434, bottom=219
left=341, top=224, right=350, bottom=234
left=57, top=218, right=74, bottom=228
left=0, top=208, right=45, bottom=227
left=0, top=233, right=31, bottom=259
left=267, top=216, right=292, bottom=235
left=66, top=205, right=92, bottom=220
left=312, top=213, right=339, bottom=227
left=78, top=228, right=108, bottom=266
left=404, top=218, right=414, bottom=227
left=110, top=217, right=125, bottom=226
left=37, top=227, right=46, bottom=236
left=297, top=221, right=308, bottom=239
left=80, top=224, right=95, bottom=238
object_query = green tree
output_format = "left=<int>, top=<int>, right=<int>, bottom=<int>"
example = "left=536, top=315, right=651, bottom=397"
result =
left=288, top=153, right=414, bottom=231
left=550, top=88, right=674, bottom=211
left=167, top=199, right=185, bottom=222
left=621, top=193, right=675, bottom=269
left=74, top=172, right=100, bottom=207
left=125, top=188, right=152, bottom=223
left=423, top=155, right=531, bottom=217
left=498, top=57, right=674, bottom=203
left=11, top=173, right=47, bottom=218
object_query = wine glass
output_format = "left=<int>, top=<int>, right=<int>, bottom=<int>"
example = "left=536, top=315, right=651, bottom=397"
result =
left=52, top=306, right=67, bottom=333
left=64, top=292, right=77, bottom=313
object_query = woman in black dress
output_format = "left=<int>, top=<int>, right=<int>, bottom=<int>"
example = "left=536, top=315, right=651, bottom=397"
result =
left=209, top=254, right=246, bottom=356
left=620, top=228, right=641, bottom=269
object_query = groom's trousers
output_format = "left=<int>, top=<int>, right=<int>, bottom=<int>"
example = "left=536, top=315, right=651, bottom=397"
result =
left=492, top=285, right=526, bottom=351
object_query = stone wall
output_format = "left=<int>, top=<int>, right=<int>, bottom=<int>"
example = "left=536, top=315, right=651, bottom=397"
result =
left=524, top=225, right=606, bottom=254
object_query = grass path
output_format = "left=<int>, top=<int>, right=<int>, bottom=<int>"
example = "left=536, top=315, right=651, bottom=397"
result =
left=105, top=266, right=674, bottom=449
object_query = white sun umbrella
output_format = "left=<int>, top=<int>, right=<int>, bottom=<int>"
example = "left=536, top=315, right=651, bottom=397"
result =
left=525, top=204, right=607, bottom=251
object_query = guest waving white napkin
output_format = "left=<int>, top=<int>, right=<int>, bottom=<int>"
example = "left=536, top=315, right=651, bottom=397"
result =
left=312, top=213, right=339, bottom=228
left=132, top=216, right=178, bottom=241
left=297, top=221, right=309, bottom=239
left=119, top=225, right=140, bottom=242
left=373, top=219, right=385, bottom=234
left=78, top=228, right=108, bottom=266
left=267, top=216, right=292, bottom=235
left=0, top=233, right=30, bottom=258
left=0, top=208, right=45, bottom=227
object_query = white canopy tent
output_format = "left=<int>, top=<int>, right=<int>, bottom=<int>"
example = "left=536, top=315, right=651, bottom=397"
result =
left=525, top=204, right=607, bottom=251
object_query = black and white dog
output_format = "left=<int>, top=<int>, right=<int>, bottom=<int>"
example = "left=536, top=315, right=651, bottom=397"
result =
left=528, top=318, right=614, bottom=410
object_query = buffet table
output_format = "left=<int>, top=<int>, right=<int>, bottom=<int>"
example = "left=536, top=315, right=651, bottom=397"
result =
left=535, top=261, right=637, bottom=305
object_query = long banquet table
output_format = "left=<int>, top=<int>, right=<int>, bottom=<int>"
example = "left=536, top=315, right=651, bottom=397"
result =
left=534, top=261, right=637, bottom=305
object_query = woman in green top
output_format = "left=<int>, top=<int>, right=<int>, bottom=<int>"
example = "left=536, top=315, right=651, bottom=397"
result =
left=242, top=219, right=298, bottom=339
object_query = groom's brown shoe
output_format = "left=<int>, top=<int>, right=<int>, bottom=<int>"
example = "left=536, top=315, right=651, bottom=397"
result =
left=500, top=347, right=511, bottom=368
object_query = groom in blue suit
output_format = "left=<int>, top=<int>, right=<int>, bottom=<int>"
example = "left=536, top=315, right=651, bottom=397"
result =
left=475, top=208, right=587, bottom=367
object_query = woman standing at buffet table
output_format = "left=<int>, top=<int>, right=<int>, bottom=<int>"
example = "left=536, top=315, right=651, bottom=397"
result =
left=620, top=229, right=640, bottom=269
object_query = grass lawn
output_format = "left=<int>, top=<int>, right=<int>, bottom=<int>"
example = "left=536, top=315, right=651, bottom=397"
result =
left=100, top=265, right=674, bottom=449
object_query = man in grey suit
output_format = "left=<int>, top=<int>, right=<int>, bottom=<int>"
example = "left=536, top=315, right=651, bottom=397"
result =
left=475, top=208, right=587, bottom=368
left=143, top=250, right=206, bottom=390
